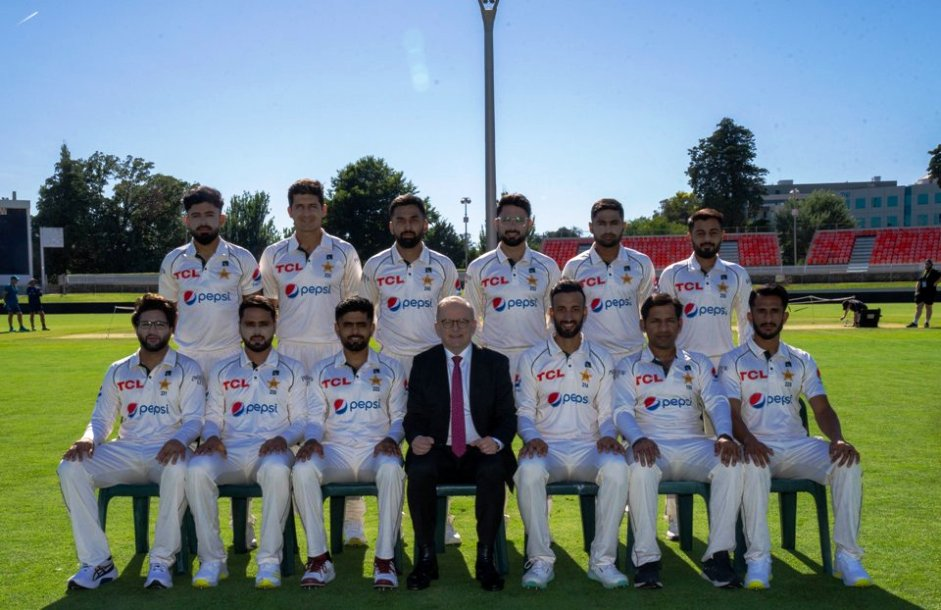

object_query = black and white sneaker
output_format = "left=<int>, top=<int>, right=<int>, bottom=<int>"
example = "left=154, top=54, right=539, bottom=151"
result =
left=67, top=557, right=118, bottom=590
left=633, top=561, right=662, bottom=589
left=701, top=551, right=741, bottom=588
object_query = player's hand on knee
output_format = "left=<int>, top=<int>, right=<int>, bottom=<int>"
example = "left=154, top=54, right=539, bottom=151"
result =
left=714, top=434, right=741, bottom=466
left=742, top=435, right=772, bottom=468
left=374, top=437, right=403, bottom=458
left=63, top=440, right=94, bottom=461
left=259, top=435, right=288, bottom=456
left=519, top=438, right=548, bottom=459
left=195, top=436, right=226, bottom=458
left=597, top=435, right=625, bottom=456
left=156, top=439, right=186, bottom=465
left=296, top=439, right=324, bottom=461
left=829, top=439, right=860, bottom=466
left=631, top=437, right=659, bottom=467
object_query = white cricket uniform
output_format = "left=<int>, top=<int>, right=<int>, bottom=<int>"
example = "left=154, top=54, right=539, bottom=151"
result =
left=613, top=348, right=743, bottom=565
left=360, top=244, right=459, bottom=375
left=159, top=239, right=262, bottom=371
left=464, top=245, right=560, bottom=375
left=658, top=254, right=752, bottom=362
left=260, top=232, right=362, bottom=372
left=292, top=350, right=407, bottom=559
left=718, top=339, right=864, bottom=561
left=186, top=350, right=307, bottom=567
left=562, top=245, right=654, bottom=360
left=58, top=349, right=204, bottom=567
left=514, top=336, right=629, bottom=568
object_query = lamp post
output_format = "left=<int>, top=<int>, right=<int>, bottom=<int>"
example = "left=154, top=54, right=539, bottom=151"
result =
left=478, top=0, right=499, bottom=250
left=789, top=188, right=800, bottom=265
left=461, top=197, right=471, bottom=268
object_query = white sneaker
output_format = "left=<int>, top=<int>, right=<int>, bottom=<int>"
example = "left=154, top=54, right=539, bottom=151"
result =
left=192, top=561, right=228, bottom=588
left=444, top=514, right=462, bottom=546
left=67, top=558, right=118, bottom=590
left=255, top=564, right=281, bottom=589
left=373, top=557, right=398, bottom=590
left=744, top=558, right=771, bottom=590
left=301, top=553, right=336, bottom=588
left=587, top=564, right=629, bottom=589
left=834, top=551, right=872, bottom=587
left=144, top=561, right=172, bottom=589
left=521, top=559, right=554, bottom=589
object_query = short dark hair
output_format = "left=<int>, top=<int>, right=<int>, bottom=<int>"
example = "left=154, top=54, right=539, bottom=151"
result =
left=132, top=293, right=177, bottom=328
left=496, top=193, right=532, bottom=217
left=239, top=294, right=277, bottom=321
left=549, top=278, right=585, bottom=305
left=389, top=194, right=426, bottom=218
left=335, top=296, right=374, bottom=322
left=182, top=185, right=224, bottom=212
left=590, top=198, right=624, bottom=220
left=749, top=283, right=789, bottom=309
left=641, top=293, right=682, bottom=321
left=288, top=179, right=324, bottom=207
left=687, top=207, right=724, bottom=230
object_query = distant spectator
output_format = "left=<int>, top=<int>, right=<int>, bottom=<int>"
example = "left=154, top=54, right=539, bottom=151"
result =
left=27, top=278, right=49, bottom=331
left=907, top=259, right=940, bottom=328
left=4, top=276, right=28, bottom=333
left=840, top=299, right=867, bottom=327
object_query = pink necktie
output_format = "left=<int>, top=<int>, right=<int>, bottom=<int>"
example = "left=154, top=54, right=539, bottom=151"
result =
left=450, top=355, right=466, bottom=457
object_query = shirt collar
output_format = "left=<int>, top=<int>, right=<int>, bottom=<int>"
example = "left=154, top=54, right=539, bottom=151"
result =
left=495, top=244, right=532, bottom=265
left=240, top=348, right=280, bottom=370
left=130, top=348, right=178, bottom=371
left=445, top=343, right=473, bottom=362
left=185, top=238, right=231, bottom=259
left=290, top=231, right=333, bottom=254
left=391, top=242, right=429, bottom=265
left=746, top=338, right=791, bottom=362
left=547, top=334, right=587, bottom=358
left=332, top=347, right=381, bottom=370
left=687, top=253, right=726, bottom=274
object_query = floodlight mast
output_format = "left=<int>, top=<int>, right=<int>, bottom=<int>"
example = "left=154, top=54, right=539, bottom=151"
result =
left=479, top=0, right=499, bottom=250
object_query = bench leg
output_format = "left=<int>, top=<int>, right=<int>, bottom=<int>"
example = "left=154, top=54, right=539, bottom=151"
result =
left=778, top=492, right=798, bottom=550
left=133, top=496, right=151, bottom=554
left=329, top=496, right=345, bottom=557
left=281, top=505, right=298, bottom=576
left=812, top=485, right=832, bottom=575
left=232, top=497, right=249, bottom=553
left=677, top=494, right=694, bottom=552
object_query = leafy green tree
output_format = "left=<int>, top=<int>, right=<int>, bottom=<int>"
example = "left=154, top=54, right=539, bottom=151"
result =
left=221, top=191, right=279, bottom=260
left=774, top=190, right=856, bottom=264
left=658, top=191, right=701, bottom=225
left=686, top=118, right=768, bottom=229
left=124, top=174, right=191, bottom=270
left=624, top=214, right=686, bottom=236
left=928, top=144, right=941, bottom=188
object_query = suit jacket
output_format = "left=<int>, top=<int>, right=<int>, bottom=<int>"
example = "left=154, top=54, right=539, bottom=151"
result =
left=404, top=343, right=517, bottom=484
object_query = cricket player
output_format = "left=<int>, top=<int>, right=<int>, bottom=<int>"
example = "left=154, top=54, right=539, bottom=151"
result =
left=614, top=293, right=743, bottom=589
left=514, top=279, right=630, bottom=590
left=464, top=192, right=560, bottom=376
left=719, top=283, right=871, bottom=589
left=186, top=296, right=306, bottom=589
left=562, top=198, right=654, bottom=361
left=159, top=185, right=262, bottom=375
left=657, top=207, right=752, bottom=538
left=58, top=294, right=204, bottom=590
left=291, top=297, right=406, bottom=590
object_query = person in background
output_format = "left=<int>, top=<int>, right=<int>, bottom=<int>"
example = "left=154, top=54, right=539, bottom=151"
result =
left=27, top=278, right=49, bottom=331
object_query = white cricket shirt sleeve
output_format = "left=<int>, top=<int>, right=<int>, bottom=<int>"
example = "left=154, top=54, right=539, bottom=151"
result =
left=158, top=251, right=178, bottom=302
left=281, top=362, right=307, bottom=445
left=613, top=358, right=646, bottom=445
left=694, top=352, right=733, bottom=438
left=595, top=357, right=617, bottom=439
left=341, top=247, right=363, bottom=299
left=171, top=357, right=206, bottom=446
left=733, top=269, right=753, bottom=346
left=202, top=361, right=226, bottom=440
left=259, top=243, right=279, bottom=299
left=386, top=358, right=407, bottom=443
left=237, top=250, right=262, bottom=296
left=462, top=261, right=485, bottom=325
left=359, top=258, right=380, bottom=308
left=798, top=349, right=827, bottom=400
left=304, top=360, right=328, bottom=443
left=83, top=366, right=121, bottom=445
left=717, top=351, right=741, bottom=402
left=514, top=348, right=542, bottom=443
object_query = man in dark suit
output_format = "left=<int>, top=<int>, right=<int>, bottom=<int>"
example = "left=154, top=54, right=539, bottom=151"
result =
left=404, top=295, right=517, bottom=592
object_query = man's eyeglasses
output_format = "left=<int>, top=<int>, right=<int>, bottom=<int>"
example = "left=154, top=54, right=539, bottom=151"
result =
left=438, top=319, right=472, bottom=329
left=138, top=321, right=169, bottom=330
left=497, top=216, right=528, bottom=225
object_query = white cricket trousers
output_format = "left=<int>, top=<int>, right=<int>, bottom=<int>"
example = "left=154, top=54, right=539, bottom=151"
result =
left=186, top=441, right=294, bottom=566
left=58, top=440, right=188, bottom=567
left=742, top=436, right=863, bottom=561
left=514, top=440, right=629, bottom=567
left=628, top=438, right=744, bottom=566
left=292, top=443, right=404, bottom=559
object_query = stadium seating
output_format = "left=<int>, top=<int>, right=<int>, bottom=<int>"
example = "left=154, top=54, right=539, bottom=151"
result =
left=807, top=227, right=941, bottom=266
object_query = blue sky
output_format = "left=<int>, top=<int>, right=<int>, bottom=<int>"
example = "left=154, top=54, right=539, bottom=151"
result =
left=2, top=0, right=938, bottom=239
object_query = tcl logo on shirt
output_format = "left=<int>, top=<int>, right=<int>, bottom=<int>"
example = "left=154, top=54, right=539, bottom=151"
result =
left=481, top=276, right=509, bottom=287
left=536, top=369, right=565, bottom=382
left=223, top=379, right=250, bottom=391
left=321, top=377, right=352, bottom=388
left=739, top=370, right=768, bottom=381
left=674, top=282, right=704, bottom=292
left=117, top=380, right=145, bottom=391
left=276, top=263, right=304, bottom=273
left=173, top=269, right=201, bottom=280
left=377, top=275, right=405, bottom=286
left=579, top=276, right=606, bottom=287
left=635, top=373, right=664, bottom=385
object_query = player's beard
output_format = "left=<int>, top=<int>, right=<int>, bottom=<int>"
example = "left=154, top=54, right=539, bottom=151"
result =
left=395, top=228, right=425, bottom=250
left=692, top=242, right=719, bottom=260
left=752, top=320, right=784, bottom=341
left=138, top=334, right=170, bottom=353
left=500, top=231, right=526, bottom=247
left=341, top=336, right=369, bottom=352
left=594, top=234, right=621, bottom=249
left=191, top=226, right=220, bottom=246
left=553, top=317, right=584, bottom=339
left=244, top=335, right=273, bottom=353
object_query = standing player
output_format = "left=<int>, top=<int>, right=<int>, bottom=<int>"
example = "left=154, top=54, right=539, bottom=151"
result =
left=614, top=293, right=743, bottom=589
left=27, top=278, right=49, bottom=331
left=657, top=207, right=752, bottom=538
left=907, top=259, right=940, bottom=328
left=292, top=297, right=407, bottom=590
left=58, top=294, right=204, bottom=590
left=159, top=185, right=262, bottom=375
left=514, top=279, right=630, bottom=590
left=464, top=192, right=560, bottom=376
left=186, top=296, right=306, bottom=589
left=360, top=194, right=459, bottom=376
left=4, top=275, right=28, bottom=332
left=562, top=198, right=654, bottom=362
left=719, top=284, right=871, bottom=589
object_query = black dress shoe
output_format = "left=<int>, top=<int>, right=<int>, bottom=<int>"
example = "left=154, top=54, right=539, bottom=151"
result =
left=407, top=545, right=439, bottom=590
left=475, top=543, right=505, bottom=591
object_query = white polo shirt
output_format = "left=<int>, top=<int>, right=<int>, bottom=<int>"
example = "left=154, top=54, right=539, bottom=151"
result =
left=306, top=349, right=406, bottom=446
left=203, top=349, right=306, bottom=444
left=515, top=335, right=616, bottom=444
left=718, top=339, right=826, bottom=442
left=613, top=347, right=732, bottom=445
left=562, top=245, right=654, bottom=356
left=657, top=254, right=752, bottom=360
left=360, top=243, right=459, bottom=357
left=82, top=349, right=204, bottom=447
left=259, top=232, right=362, bottom=345
left=464, top=245, right=560, bottom=351
left=159, top=239, right=261, bottom=352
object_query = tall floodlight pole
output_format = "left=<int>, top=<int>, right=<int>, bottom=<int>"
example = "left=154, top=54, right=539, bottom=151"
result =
left=789, top=188, right=800, bottom=265
left=479, top=0, right=499, bottom=250
left=461, top=197, right=472, bottom=268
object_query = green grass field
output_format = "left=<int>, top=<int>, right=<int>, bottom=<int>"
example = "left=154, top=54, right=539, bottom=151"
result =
left=1, top=303, right=938, bottom=609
